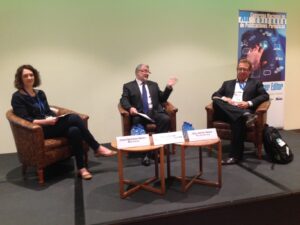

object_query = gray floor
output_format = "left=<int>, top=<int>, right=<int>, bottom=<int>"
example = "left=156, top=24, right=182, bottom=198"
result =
left=0, top=130, right=299, bottom=225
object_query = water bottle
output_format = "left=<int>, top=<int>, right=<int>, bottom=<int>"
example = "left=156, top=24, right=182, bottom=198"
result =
left=182, top=121, right=194, bottom=140
left=182, top=122, right=189, bottom=140
left=130, top=124, right=146, bottom=135
left=130, top=125, right=139, bottom=136
left=137, top=124, right=146, bottom=135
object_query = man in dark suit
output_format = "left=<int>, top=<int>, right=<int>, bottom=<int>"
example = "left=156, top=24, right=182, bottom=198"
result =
left=120, top=64, right=177, bottom=166
left=212, top=59, right=269, bottom=165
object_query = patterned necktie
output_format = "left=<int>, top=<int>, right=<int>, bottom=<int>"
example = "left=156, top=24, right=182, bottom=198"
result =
left=142, top=82, right=149, bottom=114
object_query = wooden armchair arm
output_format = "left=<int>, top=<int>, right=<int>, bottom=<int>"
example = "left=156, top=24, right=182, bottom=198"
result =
left=255, top=100, right=271, bottom=114
left=118, top=103, right=130, bottom=117
left=51, top=105, right=89, bottom=127
left=205, top=103, right=214, bottom=128
left=163, top=101, right=178, bottom=132
left=205, top=103, right=214, bottom=113
left=6, top=110, right=43, bottom=133
left=163, top=101, right=178, bottom=115
left=118, top=103, right=131, bottom=136
left=254, top=100, right=270, bottom=127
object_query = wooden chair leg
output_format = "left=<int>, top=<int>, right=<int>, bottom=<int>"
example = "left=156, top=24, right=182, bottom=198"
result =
left=164, top=145, right=175, bottom=155
left=172, top=144, right=176, bottom=154
left=22, top=164, right=28, bottom=181
left=257, top=144, right=262, bottom=159
left=22, top=164, right=27, bottom=176
left=37, top=168, right=45, bottom=185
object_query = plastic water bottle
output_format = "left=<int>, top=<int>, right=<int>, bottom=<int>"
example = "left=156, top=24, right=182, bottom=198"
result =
left=182, top=122, right=189, bottom=140
left=130, top=126, right=139, bottom=136
left=137, top=124, right=146, bottom=135
left=182, top=121, right=194, bottom=140
left=130, top=124, right=146, bottom=135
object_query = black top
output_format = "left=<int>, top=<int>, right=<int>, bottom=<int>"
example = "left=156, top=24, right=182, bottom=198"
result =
left=11, top=89, right=55, bottom=122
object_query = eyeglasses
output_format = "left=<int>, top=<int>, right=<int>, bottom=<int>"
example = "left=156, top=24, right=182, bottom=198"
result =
left=237, top=68, right=249, bottom=72
left=139, top=69, right=151, bottom=74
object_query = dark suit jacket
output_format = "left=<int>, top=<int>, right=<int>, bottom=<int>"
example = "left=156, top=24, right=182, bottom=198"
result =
left=212, top=78, right=269, bottom=109
left=120, top=80, right=172, bottom=113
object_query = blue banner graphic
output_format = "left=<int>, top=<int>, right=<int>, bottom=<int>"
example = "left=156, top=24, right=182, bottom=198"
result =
left=238, top=10, right=287, bottom=128
left=238, top=10, right=286, bottom=82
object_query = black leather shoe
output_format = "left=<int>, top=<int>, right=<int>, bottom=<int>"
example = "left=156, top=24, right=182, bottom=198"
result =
left=222, top=157, right=238, bottom=165
left=243, top=112, right=258, bottom=127
left=141, top=156, right=151, bottom=166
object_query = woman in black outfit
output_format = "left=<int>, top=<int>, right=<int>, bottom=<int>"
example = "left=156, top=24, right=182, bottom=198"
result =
left=11, top=65, right=116, bottom=180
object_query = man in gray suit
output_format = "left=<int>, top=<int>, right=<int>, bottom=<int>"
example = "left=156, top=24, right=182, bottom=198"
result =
left=120, top=64, right=177, bottom=166
left=212, top=59, right=269, bottom=165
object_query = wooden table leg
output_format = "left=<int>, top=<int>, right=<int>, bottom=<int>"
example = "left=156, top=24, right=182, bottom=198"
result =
left=118, top=150, right=125, bottom=198
left=154, top=150, right=158, bottom=178
left=199, top=146, right=203, bottom=173
left=167, top=145, right=171, bottom=178
left=159, top=147, right=166, bottom=194
left=217, top=141, right=222, bottom=187
left=118, top=148, right=166, bottom=198
left=181, top=145, right=186, bottom=192
left=178, top=142, right=222, bottom=191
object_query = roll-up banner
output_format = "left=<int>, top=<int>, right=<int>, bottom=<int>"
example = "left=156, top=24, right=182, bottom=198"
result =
left=238, top=10, right=287, bottom=128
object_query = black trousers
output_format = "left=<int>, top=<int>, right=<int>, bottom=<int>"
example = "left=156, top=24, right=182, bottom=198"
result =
left=42, top=114, right=100, bottom=169
left=213, top=99, right=252, bottom=160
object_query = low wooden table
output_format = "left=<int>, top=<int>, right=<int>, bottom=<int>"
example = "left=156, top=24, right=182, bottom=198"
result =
left=111, top=139, right=165, bottom=199
left=171, top=138, right=222, bottom=192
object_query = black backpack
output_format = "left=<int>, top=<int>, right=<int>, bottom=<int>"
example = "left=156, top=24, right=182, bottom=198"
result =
left=263, top=125, right=293, bottom=164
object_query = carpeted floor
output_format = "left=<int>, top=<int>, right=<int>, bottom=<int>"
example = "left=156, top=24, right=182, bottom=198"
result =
left=0, top=130, right=299, bottom=225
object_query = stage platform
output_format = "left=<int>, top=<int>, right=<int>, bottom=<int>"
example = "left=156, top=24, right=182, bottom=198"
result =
left=0, top=130, right=300, bottom=225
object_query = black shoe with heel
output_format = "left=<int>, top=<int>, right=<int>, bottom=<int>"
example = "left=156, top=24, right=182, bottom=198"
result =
left=141, top=155, right=151, bottom=166
left=222, top=157, right=238, bottom=165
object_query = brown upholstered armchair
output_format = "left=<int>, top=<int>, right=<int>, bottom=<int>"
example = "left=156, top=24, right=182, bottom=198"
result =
left=6, top=106, right=89, bottom=184
left=118, top=101, right=178, bottom=136
left=205, top=101, right=270, bottom=159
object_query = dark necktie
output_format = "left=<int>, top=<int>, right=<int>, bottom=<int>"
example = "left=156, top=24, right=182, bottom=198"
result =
left=142, top=82, right=149, bottom=114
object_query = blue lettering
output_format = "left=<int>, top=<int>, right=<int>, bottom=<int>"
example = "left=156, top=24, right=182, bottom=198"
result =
left=239, top=16, right=249, bottom=23
left=271, top=82, right=283, bottom=91
left=263, top=84, right=270, bottom=91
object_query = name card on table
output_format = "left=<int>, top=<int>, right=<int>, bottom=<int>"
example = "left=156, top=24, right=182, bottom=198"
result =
left=152, top=131, right=185, bottom=145
left=187, top=128, right=218, bottom=142
left=116, top=134, right=150, bottom=149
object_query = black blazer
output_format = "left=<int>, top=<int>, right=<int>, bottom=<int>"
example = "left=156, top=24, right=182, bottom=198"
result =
left=212, top=78, right=269, bottom=109
left=120, top=80, right=172, bottom=113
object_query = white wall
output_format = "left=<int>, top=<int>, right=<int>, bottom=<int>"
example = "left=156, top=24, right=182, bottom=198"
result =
left=1, top=0, right=299, bottom=154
